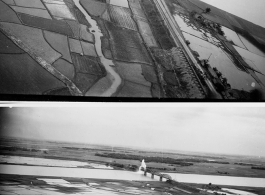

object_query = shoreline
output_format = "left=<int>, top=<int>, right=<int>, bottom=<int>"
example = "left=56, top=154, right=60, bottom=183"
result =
left=1, top=152, right=265, bottom=179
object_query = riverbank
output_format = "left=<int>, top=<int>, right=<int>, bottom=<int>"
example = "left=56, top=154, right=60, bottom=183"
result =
left=1, top=137, right=265, bottom=179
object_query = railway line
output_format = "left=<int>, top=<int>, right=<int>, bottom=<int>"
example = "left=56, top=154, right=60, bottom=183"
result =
left=153, top=0, right=222, bottom=99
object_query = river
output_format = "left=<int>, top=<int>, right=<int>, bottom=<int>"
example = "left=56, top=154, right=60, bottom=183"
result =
left=162, top=172, right=265, bottom=188
left=72, top=0, right=121, bottom=96
left=1, top=164, right=265, bottom=188
left=0, top=164, right=152, bottom=181
left=0, top=155, right=113, bottom=169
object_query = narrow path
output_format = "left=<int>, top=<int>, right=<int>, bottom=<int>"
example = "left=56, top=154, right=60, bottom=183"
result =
left=73, top=0, right=121, bottom=97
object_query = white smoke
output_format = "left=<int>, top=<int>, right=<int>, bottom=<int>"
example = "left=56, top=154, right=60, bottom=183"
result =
left=139, top=159, right=146, bottom=171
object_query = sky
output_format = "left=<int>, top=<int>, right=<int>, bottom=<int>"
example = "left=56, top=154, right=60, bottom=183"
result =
left=200, top=0, right=265, bottom=28
left=1, top=104, right=265, bottom=157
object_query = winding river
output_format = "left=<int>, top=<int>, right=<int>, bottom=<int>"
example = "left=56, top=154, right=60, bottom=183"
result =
left=72, top=0, right=121, bottom=96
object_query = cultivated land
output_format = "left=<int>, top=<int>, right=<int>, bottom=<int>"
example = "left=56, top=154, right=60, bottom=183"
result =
left=0, top=137, right=265, bottom=195
left=0, top=174, right=196, bottom=195
left=1, top=0, right=264, bottom=99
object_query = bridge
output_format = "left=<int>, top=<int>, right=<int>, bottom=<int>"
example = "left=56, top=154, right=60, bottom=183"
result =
left=143, top=168, right=172, bottom=181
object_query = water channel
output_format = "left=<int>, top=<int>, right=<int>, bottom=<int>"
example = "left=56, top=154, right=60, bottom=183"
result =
left=72, top=0, right=121, bottom=96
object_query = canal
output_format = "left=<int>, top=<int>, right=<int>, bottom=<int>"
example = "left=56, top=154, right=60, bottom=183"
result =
left=72, top=0, right=122, bottom=96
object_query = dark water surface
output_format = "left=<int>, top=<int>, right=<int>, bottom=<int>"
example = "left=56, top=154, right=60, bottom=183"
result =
left=1, top=164, right=265, bottom=187
left=172, top=10, right=265, bottom=92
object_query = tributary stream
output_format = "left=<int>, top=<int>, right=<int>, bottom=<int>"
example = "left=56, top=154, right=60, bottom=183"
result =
left=72, top=0, right=121, bottom=96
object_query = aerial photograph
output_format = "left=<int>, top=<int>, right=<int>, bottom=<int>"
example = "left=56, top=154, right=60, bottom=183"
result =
left=0, top=0, right=265, bottom=100
left=0, top=105, right=265, bottom=195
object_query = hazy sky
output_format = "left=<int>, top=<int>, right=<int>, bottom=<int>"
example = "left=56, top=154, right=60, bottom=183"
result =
left=1, top=105, right=265, bottom=157
left=200, top=0, right=265, bottom=28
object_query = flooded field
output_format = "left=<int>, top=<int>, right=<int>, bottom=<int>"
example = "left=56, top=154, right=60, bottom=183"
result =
left=222, top=27, right=246, bottom=49
left=182, top=32, right=258, bottom=92
left=174, top=14, right=207, bottom=41
left=238, top=35, right=265, bottom=58
left=234, top=46, right=265, bottom=76
left=171, top=7, right=265, bottom=94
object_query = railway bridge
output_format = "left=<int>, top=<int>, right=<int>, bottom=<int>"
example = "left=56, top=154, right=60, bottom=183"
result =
left=144, top=169, right=172, bottom=181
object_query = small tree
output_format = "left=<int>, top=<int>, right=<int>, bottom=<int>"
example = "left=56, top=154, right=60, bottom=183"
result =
left=205, top=8, right=211, bottom=13
left=222, top=78, right=228, bottom=84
